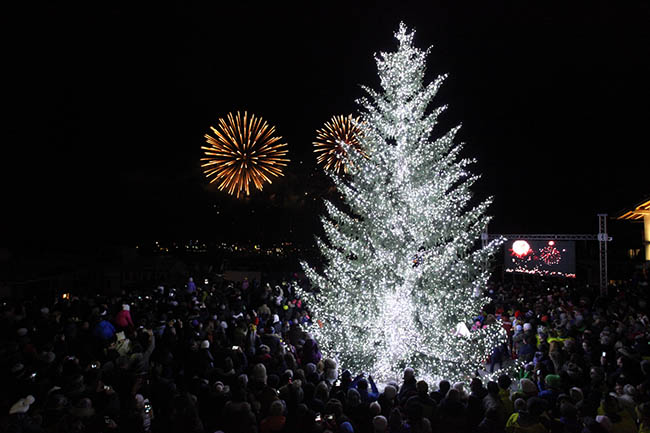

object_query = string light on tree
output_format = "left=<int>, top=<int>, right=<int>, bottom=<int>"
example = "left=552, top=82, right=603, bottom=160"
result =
left=297, top=23, right=509, bottom=384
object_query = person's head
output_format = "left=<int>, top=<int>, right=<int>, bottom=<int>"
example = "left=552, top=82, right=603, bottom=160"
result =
left=369, top=401, right=382, bottom=417
left=405, top=398, right=423, bottom=421
left=544, top=374, right=561, bottom=390
left=372, top=415, right=388, bottom=433
left=569, top=387, right=583, bottom=403
left=514, top=398, right=526, bottom=413
left=445, top=388, right=460, bottom=403
left=287, top=366, right=302, bottom=382
left=269, top=400, right=284, bottom=417
left=315, top=381, right=330, bottom=402
left=527, top=397, right=546, bottom=417
left=323, top=358, right=337, bottom=371
left=624, top=384, right=636, bottom=398
left=284, top=353, right=297, bottom=371
left=602, top=394, right=620, bottom=416
left=437, top=380, right=450, bottom=395
left=453, top=382, right=466, bottom=398
left=325, top=398, right=343, bottom=419
left=280, top=370, right=293, bottom=386
left=305, top=363, right=317, bottom=376
left=383, top=384, right=397, bottom=401
left=520, top=378, right=538, bottom=397
left=638, top=402, right=650, bottom=422
left=403, top=367, right=415, bottom=381
left=470, top=377, right=483, bottom=394
left=268, top=374, right=280, bottom=390
left=497, top=374, right=512, bottom=390
left=416, top=380, right=428, bottom=395
left=357, top=378, right=368, bottom=391
left=347, top=388, right=361, bottom=406
left=614, top=381, right=625, bottom=395
left=252, top=363, right=267, bottom=384
left=560, top=402, right=577, bottom=420
left=590, top=367, right=604, bottom=383
left=486, top=381, right=499, bottom=396
left=596, top=415, right=612, bottom=432
left=641, top=360, right=650, bottom=376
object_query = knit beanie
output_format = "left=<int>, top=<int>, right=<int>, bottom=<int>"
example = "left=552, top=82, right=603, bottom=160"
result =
left=569, top=387, right=584, bottom=403
left=520, top=378, right=538, bottom=396
left=545, top=374, right=561, bottom=389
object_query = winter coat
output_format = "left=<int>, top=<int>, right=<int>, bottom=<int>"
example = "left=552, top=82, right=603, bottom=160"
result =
left=114, top=310, right=134, bottom=328
left=93, top=320, right=116, bottom=340
left=301, top=339, right=322, bottom=365
left=260, top=415, right=286, bottom=433
left=504, top=412, right=547, bottom=433
left=398, top=377, right=418, bottom=406
left=435, top=398, right=468, bottom=433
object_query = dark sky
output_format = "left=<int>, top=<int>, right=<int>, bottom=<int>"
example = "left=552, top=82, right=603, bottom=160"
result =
left=5, top=1, right=649, bottom=247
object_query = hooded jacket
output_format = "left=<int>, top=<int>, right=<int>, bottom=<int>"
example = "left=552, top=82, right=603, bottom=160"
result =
left=114, top=309, right=134, bottom=328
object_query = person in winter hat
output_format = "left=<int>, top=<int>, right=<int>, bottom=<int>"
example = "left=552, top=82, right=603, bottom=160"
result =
left=539, top=374, right=562, bottom=416
left=300, top=334, right=322, bottom=366
left=569, top=387, right=584, bottom=404
left=259, top=399, right=286, bottom=433
left=519, top=378, right=539, bottom=398
left=505, top=397, right=547, bottom=432
left=114, top=304, right=134, bottom=330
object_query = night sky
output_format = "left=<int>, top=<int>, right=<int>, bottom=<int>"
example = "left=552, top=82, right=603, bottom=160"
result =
left=6, top=1, right=649, bottom=247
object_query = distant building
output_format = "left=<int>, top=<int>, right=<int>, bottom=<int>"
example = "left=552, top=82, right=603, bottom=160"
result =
left=617, top=198, right=650, bottom=262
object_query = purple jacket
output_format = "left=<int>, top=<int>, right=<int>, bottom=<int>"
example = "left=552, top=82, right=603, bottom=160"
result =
left=301, top=338, right=322, bottom=365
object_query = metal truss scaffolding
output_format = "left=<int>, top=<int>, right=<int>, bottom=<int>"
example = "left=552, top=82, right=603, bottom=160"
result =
left=483, top=214, right=612, bottom=296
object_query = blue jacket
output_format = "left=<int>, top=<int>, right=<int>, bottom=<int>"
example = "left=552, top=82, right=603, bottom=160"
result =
left=93, top=320, right=116, bottom=340
left=351, top=375, right=379, bottom=403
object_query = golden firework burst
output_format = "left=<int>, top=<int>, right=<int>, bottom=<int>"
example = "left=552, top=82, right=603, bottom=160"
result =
left=201, top=111, right=289, bottom=198
left=313, top=114, right=366, bottom=174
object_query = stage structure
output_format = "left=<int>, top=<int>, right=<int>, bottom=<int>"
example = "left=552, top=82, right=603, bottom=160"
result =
left=617, top=198, right=650, bottom=262
left=482, top=214, right=612, bottom=296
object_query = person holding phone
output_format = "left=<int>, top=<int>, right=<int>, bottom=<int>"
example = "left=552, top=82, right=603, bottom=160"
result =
left=350, top=373, right=379, bottom=403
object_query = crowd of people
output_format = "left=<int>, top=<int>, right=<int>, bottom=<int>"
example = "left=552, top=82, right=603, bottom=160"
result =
left=1, top=266, right=649, bottom=433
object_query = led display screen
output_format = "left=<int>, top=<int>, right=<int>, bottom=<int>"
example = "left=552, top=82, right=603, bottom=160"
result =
left=504, top=239, right=576, bottom=278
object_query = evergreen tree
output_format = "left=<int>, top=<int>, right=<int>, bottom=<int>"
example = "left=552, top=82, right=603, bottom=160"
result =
left=299, top=23, right=506, bottom=383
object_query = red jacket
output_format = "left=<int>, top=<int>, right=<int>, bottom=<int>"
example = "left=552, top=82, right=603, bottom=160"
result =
left=114, top=310, right=133, bottom=328
left=260, top=415, right=285, bottom=433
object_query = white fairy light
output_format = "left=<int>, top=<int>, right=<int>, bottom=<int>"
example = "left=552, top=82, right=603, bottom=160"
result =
left=298, top=23, right=506, bottom=384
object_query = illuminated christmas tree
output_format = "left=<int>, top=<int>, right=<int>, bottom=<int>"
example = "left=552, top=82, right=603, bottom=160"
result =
left=299, top=23, right=506, bottom=383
